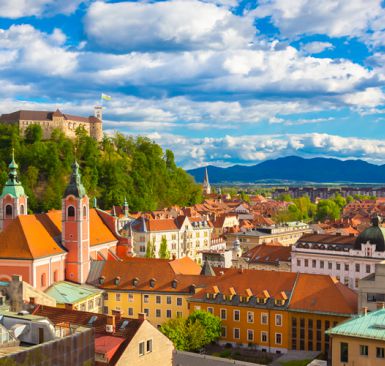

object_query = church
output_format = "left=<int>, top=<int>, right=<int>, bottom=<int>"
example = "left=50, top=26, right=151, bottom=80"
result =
left=0, top=153, right=129, bottom=291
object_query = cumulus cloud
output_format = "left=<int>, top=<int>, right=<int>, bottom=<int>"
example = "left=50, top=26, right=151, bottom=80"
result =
left=146, top=132, right=385, bottom=169
left=0, top=0, right=84, bottom=18
left=84, top=0, right=255, bottom=52
left=301, top=41, right=334, bottom=54
left=254, top=0, right=383, bottom=39
left=0, top=25, right=77, bottom=76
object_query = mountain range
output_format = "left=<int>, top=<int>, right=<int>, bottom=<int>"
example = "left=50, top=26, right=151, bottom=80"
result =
left=187, top=156, right=385, bottom=184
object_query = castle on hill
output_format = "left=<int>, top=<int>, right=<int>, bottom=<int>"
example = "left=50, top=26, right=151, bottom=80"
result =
left=0, top=106, right=103, bottom=141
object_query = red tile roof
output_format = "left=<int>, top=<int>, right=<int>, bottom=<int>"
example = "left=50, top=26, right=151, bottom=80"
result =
left=242, top=243, right=291, bottom=264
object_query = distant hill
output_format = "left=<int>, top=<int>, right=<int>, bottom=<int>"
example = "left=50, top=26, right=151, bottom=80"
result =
left=187, top=156, right=385, bottom=184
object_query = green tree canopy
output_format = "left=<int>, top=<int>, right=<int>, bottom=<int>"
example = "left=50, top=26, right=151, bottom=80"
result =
left=316, top=199, right=341, bottom=221
left=145, top=239, right=156, bottom=258
left=158, top=237, right=170, bottom=259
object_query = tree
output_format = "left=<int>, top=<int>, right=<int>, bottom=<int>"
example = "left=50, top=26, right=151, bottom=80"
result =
left=159, top=237, right=170, bottom=259
left=316, top=199, right=341, bottom=221
left=145, top=239, right=156, bottom=258
left=160, top=310, right=221, bottom=351
left=333, top=194, right=346, bottom=209
left=25, top=124, right=43, bottom=143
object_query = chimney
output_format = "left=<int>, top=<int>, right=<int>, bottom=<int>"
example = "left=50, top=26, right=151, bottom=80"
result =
left=112, top=309, right=122, bottom=321
left=106, top=315, right=116, bottom=333
left=362, top=307, right=368, bottom=316
left=29, top=297, right=36, bottom=305
left=12, top=275, right=22, bottom=283
left=65, top=303, right=74, bottom=311
left=377, top=302, right=385, bottom=310
left=138, top=312, right=146, bottom=320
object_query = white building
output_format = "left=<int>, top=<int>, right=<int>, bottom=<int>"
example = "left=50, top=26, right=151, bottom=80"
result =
left=130, top=215, right=212, bottom=262
left=292, top=217, right=385, bottom=290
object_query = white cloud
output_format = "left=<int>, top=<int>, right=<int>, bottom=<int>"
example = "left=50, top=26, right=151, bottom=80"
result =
left=301, top=41, right=334, bottom=54
left=146, top=132, right=385, bottom=168
left=0, top=0, right=84, bottom=18
left=343, top=87, right=385, bottom=108
left=254, top=0, right=383, bottom=39
left=0, top=25, right=77, bottom=76
left=84, top=0, right=255, bottom=51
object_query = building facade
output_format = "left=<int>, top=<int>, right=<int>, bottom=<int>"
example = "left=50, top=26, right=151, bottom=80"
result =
left=0, top=107, right=103, bottom=141
left=292, top=218, right=385, bottom=290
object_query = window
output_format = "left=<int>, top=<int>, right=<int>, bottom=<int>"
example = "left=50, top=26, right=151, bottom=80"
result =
left=177, top=311, right=182, bottom=318
left=220, top=309, right=227, bottom=320
left=5, top=205, right=12, bottom=218
left=275, top=314, right=282, bottom=326
left=261, top=331, right=268, bottom=343
left=166, top=310, right=172, bottom=318
left=356, top=264, right=360, bottom=273
left=247, top=329, right=254, bottom=341
left=67, top=206, right=75, bottom=218
left=345, top=263, right=349, bottom=271
left=340, top=342, right=348, bottom=362
left=146, top=339, right=152, bottom=353
left=261, top=313, right=268, bottom=325
left=116, top=293, right=121, bottom=301
left=166, top=296, right=172, bottom=304
left=336, top=263, right=341, bottom=270
left=247, top=311, right=254, bottom=323
left=156, top=309, right=161, bottom=318
left=207, top=307, right=213, bottom=314
left=297, top=259, right=301, bottom=267
left=144, top=295, right=149, bottom=303
left=177, top=297, right=182, bottom=306
left=312, top=260, right=316, bottom=268
left=128, top=308, right=133, bottom=316
left=41, top=273, right=46, bottom=287
left=139, top=245, right=145, bottom=252
left=20, top=204, right=25, bottom=215
left=83, top=205, right=87, bottom=218
left=233, top=310, right=240, bottom=321
left=320, top=261, right=324, bottom=269
left=156, top=295, right=161, bottom=304
left=360, top=345, right=368, bottom=356
left=233, top=328, right=240, bottom=339
left=328, top=262, right=332, bottom=270
left=275, top=333, right=282, bottom=345
left=139, top=341, right=145, bottom=356
left=221, top=326, right=227, bottom=337
left=304, top=259, right=308, bottom=267
left=103, top=306, right=108, bottom=314
left=366, top=264, right=371, bottom=274
left=128, top=293, right=134, bottom=302
left=144, top=308, right=149, bottom=316
left=376, top=347, right=385, bottom=359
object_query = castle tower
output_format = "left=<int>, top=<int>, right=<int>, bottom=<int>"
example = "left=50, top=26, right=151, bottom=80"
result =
left=123, top=197, right=129, bottom=217
left=203, top=167, right=211, bottom=195
left=0, top=150, right=28, bottom=231
left=62, top=161, right=90, bottom=284
left=90, top=106, right=103, bottom=142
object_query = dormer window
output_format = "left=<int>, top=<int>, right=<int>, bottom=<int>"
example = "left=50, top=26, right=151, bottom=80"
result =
left=150, top=278, right=156, bottom=288
left=114, top=276, right=120, bottom=286
left=190, top=284, right=196, bottom=294
left=275, top=299, right=285, bottom=306
left=132, top=277, right=139, bottom=287
left=98, top=276, right=105, bottom=285
left=171, top=279, right=178, bottom=289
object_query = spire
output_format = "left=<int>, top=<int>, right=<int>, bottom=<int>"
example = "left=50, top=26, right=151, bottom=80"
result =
left=123, top=197, right=129, bottom=217
left=202, top=167, right=211, bottom=195
left=204, top=167, right=209, bottom=185
left=0, top=149, right=25, bottom=198
left=63, top=160, right=86, bottom=198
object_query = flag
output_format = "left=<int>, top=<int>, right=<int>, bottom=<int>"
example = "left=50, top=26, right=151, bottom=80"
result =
left=101, top=93, right=112, bottom=101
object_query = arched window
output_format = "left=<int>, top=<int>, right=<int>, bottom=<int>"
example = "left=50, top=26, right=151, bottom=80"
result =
left=5, top=205, right=12, bottom=218
left=67, top=206, right=75, bottom=218
left=41, top=273, right=46, bottom=287
left=20, top=205, right=25, bottom=215
left=83, top=205, right=87, bottom=218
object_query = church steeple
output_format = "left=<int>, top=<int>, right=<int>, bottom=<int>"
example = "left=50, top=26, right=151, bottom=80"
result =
left=202, top=167, right=211, bottom=195
left=0, top=149, right=28, bottom=231
left=63, top=160, right=86, bottom=198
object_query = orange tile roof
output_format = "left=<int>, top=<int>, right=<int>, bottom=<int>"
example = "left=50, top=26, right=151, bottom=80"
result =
left=242, top=243, right=291, bottom=264
left=289, top=273, right=357, bottom=315
left=169, top=257, right=202, bottom=275
left=0, top=216, right=65, bottom=259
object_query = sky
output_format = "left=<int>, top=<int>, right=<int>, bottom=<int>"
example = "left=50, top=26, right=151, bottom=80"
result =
left=1, top=0, right=385, bottom=169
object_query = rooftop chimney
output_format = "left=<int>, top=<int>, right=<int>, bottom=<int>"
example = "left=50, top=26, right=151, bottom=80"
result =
left=112, top=309, right=122, bottom=321
left=106, top=315, right=115, bottom=333
left=377, top=302, right=385, bottom=310
left=138, top=312, right=146, bottom=320
left=65, top=303, right=74, bottom=311
left=362, top=306, right=368, bottom=316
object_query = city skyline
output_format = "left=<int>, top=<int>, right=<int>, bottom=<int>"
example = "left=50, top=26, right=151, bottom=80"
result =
left=1, top=0, right=385, bottom=168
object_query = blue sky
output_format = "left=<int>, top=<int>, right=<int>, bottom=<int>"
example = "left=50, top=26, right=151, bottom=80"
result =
left=1, top=0, right=385, bottom=169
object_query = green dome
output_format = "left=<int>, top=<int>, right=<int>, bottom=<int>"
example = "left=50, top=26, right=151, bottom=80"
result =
left=355, top=216, right=385, bottom=252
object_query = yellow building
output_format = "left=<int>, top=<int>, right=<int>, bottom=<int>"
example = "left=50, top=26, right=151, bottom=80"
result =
left=89, top=257, right=214, bottom=327
left=189, top=269, right=357, bottom=355
left=327, top=307, right=385, bottom=366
